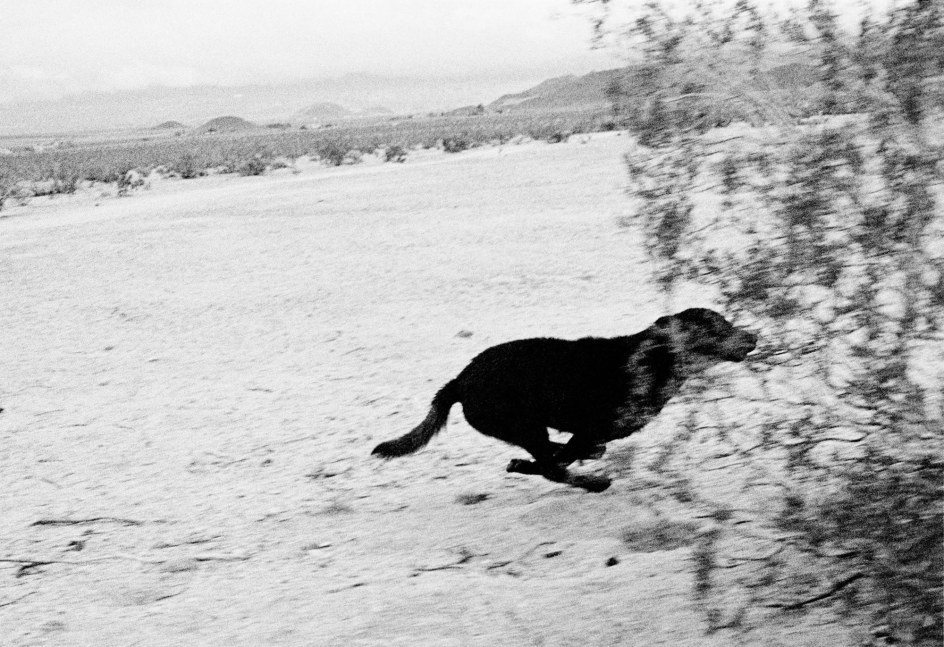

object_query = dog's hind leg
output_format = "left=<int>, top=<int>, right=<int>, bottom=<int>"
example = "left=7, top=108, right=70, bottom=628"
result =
left=506, top=433, right=611, bottom=493
left=462, top=410, right=610, bottom=492
left=488, top=424, right=558, bottom=476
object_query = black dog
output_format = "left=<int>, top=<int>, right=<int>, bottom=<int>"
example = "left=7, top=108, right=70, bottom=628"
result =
left=372, top=308, right=756, bottom=492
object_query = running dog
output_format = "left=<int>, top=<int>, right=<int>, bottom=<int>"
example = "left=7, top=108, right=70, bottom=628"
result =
left=372, top=308, right=757, bottom=492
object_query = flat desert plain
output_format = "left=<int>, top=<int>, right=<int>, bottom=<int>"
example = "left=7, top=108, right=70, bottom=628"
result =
left=1, top=134, right=849, bottom=646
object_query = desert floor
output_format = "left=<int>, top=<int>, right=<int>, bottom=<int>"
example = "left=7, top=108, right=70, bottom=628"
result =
left=2, top=134, right=851, bottom=646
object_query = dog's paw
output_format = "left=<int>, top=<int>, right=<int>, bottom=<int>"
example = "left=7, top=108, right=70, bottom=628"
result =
left=506, top=458, right=539, bottom=474
left=580, top=444, right=606, bottom=460
left=570, top=474, right=611, bottom=493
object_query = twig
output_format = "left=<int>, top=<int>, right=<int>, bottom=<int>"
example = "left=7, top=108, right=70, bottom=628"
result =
left=2, top=555, right=128, bottom=577
left=31, top=517, right=143, bottom=527
left=152, top=535, right=221, bottom=549
left=151, top=587, right=188, bottom=602
left=112, top=552, right=251, bottom=564
left=1, top=550, right=249, bottom=576
left=767, top=572, right=865, bottom=610
left=0, top=559, right=58, bottom=578
left=486, top=541, right=555, bottom=571
left=411, top=549, right=480, bottom=576
left=703, top=460, right=747, bottom=471
left=411, top=562, right=464, bottom=575
left=0, top=592, right=35, bottom=608
left=725, top=544, right=785, bottom=565
left=809, top=435, right=867, bottom=445
left=192, top=553, right=251, bottom=562
left=327, top=582, right=365, bottom=593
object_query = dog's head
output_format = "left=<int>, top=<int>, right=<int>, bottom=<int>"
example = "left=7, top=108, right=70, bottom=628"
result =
left=653, top=308, right=757, bottom=365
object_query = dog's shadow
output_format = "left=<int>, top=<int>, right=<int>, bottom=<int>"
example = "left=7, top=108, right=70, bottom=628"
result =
left=519, top=481, right=701, bottom=555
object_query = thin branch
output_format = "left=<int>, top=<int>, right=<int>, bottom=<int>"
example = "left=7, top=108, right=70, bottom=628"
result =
left=767, top=572, right=865, bottom=610
left=326, top=582, right=366, bottom=594
left=809, top=435, right=867, bottom=445
left=486, top=541, right=555, bottom=571
left=31, top=517, right=143, bottom=527
left=412, top=549, right=481, bottom=576
left=6, top=560, right=57, bottom=578
left=0, top=592, right=35, bottom=608
left=1, top=551, right=250, bottom=577
left=725, top=544, right=785, bottom=564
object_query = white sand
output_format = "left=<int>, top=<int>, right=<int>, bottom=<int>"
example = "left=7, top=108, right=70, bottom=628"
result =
left=0, top=134, right=851, bottom=646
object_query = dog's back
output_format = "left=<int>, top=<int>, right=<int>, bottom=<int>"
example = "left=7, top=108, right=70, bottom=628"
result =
left=455, top=336, right=644, bottom=433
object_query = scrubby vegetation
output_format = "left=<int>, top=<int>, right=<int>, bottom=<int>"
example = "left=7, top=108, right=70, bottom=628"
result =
left=383, top=144, right=408, bottom=163
left=441, top=134, right=472, bottom=153
left=588, top=0, right=943, bottom=643
left=0, top=109, right=618, bottom=206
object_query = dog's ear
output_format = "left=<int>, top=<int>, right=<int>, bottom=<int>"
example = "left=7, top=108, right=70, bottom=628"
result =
left=653, top=315, right=673, bottom=330
left=649, top=315, right=675, bottom=345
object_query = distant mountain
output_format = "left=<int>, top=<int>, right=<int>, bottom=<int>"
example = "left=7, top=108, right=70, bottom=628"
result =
left=0, top=72, right=553, bottom=136
left=289, top=102, right=352, bottom=126
left=153, top=120, right=188, bottom=130
left=488, top=63, right=819, bottom=114
left=444, top=104, right=486, bottom=117
left=289, top=102, right=396, bottom=126
left=488, top=68, right=632, bottom=113
left=194, top=115, right=256, bottom=134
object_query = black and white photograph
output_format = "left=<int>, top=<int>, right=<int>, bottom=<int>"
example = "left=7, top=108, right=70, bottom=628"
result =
left=1, top=1, right=941, bottom=645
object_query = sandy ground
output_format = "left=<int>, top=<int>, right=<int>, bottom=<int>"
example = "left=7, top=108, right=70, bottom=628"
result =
left=1, top=134, right=850, bottom=646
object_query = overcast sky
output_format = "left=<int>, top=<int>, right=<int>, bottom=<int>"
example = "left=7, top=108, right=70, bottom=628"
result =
left=0, top=0, right=892, bottom=105
left=0, top=0, right=892, bottom=134
left=0, top=0, right=616, bottom=105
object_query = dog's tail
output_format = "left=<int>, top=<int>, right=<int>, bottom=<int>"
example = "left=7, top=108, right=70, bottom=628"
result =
left=372, top=379, right=460, bottom=458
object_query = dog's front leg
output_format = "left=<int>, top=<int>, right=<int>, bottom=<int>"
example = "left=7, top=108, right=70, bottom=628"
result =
left=552, top=435, right=607, bottom=465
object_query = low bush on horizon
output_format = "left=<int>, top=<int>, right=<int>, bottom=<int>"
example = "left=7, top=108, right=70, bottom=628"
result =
left=384, top=144, right=408, bottom=163
left=441, top=134, right=472, bottom=153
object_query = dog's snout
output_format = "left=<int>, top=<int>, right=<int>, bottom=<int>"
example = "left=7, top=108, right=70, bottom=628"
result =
left=735, top=330, right=758, bottom=355
left=721, top=329, right=758, bottom=361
